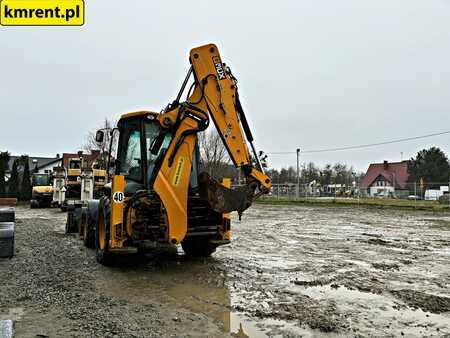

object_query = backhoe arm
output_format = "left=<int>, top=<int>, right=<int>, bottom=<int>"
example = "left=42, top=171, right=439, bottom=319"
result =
left=153, top=43, right=271, bottom=244
left=186, top=44, right=272, bottom=209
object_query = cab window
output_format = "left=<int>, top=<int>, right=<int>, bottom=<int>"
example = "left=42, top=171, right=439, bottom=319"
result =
left=119, top=122, right=142, bottom=182
left=69, top=160, right=81, bottom=169
left=145, top=122, right=172, bottom=185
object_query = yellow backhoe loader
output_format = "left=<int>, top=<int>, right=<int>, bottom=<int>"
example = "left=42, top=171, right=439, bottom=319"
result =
left=81, top=44, right=272, bottom=264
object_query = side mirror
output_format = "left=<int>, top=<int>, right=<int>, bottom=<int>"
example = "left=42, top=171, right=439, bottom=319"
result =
left=95, top=130, right=105, bottom=143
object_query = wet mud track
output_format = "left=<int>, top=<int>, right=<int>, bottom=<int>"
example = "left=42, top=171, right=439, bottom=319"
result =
left=0, top=205, right=449, bottom=337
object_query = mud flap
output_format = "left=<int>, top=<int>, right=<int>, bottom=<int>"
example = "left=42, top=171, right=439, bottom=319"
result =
left=198, top=172, right=257, bottom=218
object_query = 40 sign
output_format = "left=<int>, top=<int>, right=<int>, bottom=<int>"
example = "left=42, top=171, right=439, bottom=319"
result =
left=113, top=191, right=124, bottom=204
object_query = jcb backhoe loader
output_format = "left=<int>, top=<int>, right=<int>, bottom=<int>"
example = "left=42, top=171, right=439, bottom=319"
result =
left=82, top=44, right=272, bottom=264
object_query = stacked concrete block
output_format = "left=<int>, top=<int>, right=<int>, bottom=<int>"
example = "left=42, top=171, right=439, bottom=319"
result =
left=0, top=208, right=15, bottom=258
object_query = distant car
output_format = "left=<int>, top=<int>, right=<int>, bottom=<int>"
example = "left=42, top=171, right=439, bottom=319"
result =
left=408, top=195, right=422, bottom=200
left=374, top=191, right=393, bottom=198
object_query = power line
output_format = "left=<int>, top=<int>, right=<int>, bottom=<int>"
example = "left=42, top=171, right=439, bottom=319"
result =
left=266, top=130, right=450, bottom=155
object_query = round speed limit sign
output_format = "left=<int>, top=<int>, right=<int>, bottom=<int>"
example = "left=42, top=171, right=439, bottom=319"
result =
left=113, top=191, right=124, bottom=204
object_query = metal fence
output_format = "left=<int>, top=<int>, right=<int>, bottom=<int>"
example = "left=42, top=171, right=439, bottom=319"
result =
left=263, top=182, right=450, bottom=203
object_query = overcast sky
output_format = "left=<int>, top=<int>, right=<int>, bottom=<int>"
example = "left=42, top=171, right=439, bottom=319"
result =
left=1, top=0, right=450, bottom=172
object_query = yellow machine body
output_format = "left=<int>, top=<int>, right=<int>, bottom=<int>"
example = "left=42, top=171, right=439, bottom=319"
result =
left=94, top=43, right=271, bottom=260
left=93, top=168, right=107, bottom=188
left=110, top=175, right=126, bottom=250
left=33, top=186, right=53, bottom=194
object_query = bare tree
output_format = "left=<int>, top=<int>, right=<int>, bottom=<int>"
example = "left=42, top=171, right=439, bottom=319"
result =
left=83, top=118, right=116, bottom=168
left=198, top=129, right=232, bottom=179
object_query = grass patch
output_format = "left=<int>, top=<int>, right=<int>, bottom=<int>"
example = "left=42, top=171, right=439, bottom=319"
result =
left=256, top=197, right=450, bottom=212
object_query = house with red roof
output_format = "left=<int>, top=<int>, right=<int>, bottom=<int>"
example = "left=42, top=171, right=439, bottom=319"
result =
left=360, top=160, right=410, bottom=197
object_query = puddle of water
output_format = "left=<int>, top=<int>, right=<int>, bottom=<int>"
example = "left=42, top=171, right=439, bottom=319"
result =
left=94, top=259, right=317, bottom=337
left=436, top=248, right=450, bottom=256
left=298, top=284, right=450, bottom=336
left=229, top=313, right=330, bottom=338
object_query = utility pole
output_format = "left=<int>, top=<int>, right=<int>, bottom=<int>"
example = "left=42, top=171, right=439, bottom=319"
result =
left=296, top=148, right=300, bottom=199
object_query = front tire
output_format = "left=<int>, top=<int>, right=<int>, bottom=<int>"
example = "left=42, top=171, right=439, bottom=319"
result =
left=83, top=211, right=95, bottom=249
left=95, top=199, right=113, bottom=265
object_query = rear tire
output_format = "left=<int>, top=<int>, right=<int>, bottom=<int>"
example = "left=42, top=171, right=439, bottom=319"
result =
left=182, top=238, right=217, bottom=257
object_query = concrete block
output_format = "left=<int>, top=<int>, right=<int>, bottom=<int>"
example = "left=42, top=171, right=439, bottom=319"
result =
left=0, top=208, right=15, bottom=222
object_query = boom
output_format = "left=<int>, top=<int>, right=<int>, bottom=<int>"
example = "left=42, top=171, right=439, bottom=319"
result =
left=153, top=43, right=271, bottom=244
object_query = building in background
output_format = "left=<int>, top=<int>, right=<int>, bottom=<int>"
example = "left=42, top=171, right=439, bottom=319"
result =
left=4, top=150, right=102, bottom=182
left=5, top=155, right=62, bottom=180
left=361, top=160, right=409, bottom=198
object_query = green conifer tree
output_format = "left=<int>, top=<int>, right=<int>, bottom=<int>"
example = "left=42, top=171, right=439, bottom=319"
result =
left=8, top=159, right=19, bottom=199
left=20, top=156, right=32, bottom=201
left=0, top=152, right=10, bottom=198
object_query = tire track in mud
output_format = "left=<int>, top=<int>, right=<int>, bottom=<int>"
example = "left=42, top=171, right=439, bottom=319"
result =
left=216, top=205, right=450, bottom=337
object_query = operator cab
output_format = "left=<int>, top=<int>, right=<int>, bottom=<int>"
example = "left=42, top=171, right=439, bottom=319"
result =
left=97, top=111, right=199, bottom=197
left=32, top=173, right=51, bottom=187
left=69, top=158, right=81, bottom=169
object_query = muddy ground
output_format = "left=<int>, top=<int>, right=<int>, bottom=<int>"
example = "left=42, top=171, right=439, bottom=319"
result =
left=1, top=205, right=450, bottom=337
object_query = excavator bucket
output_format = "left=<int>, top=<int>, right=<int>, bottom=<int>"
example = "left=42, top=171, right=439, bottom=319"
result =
left=198, top=172, right=258, bottom=218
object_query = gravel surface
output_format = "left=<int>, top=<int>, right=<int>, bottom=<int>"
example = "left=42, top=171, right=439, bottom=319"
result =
left=1, top=205, right=450, bottom=337
left=0, top=207, right=227, bottom=337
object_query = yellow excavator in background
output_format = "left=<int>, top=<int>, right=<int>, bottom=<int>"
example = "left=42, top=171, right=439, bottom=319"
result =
left=65, top=157, right=82, bottom=199
left=92, top=162, right=107, bottom=198
left=82, top=43, right=271, bottom=264
left=30, top=173, right=53, bottom=208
